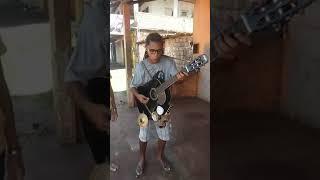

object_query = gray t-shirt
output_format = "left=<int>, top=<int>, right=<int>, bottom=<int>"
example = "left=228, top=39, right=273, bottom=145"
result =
left=64, top=0, right=107, bottom=85
left=131, top=55, right=178, bottom=88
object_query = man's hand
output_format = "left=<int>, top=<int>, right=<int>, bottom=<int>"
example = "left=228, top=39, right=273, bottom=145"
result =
left=136, top=94, right=149, bottom=104
left=214, top=0, right=266, bottom=60
left=215, top=20, right=252, bottom=60
left=176, top=72, right=188, bottom=81
left=84, top=103, right=108, bottom=132
left=6, top=151, right=25, bottom=180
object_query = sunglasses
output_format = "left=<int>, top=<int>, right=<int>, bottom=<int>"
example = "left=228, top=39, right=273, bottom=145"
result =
left=147, top=48, right=164, bottom=54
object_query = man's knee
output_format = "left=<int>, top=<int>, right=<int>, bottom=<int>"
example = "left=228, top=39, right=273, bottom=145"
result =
left=139, top=128, right=148, bottom=142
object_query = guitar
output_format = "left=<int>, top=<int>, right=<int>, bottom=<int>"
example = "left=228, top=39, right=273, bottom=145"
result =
left=212, top=0, right=316, bottom=62
left=136, top=54, right=209, bottom=121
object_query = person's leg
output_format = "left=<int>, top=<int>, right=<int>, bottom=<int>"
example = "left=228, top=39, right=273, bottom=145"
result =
left=82, top=118, right=108, bottom=164
left=156, top=139, right=166, bottom=160
left=82, top=78, right=109, bottom=164
left=138, top=140, right=147, bottom=167
left=156, top=124, right=171, bottom=171
left=136, top=126, right=149, bottom=175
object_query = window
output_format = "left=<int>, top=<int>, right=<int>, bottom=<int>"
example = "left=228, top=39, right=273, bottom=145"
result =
left=180, top=10, right=188, bottom=17
left=165, top=8, right=173, bottom=16
left=142, top=7, right=149, bottom=13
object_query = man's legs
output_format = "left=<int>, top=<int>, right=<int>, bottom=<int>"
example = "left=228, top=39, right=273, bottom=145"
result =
left=138, top=140, right=147, bottom=168
left=136, top=125, right=149, bottom=175
left=82, top=117, right=108, bottom=164
left=156, top=124, right=171, bottom=171
left=83, top=78, right=108, bottom=164
left=156, top=139, right=166, bottom=160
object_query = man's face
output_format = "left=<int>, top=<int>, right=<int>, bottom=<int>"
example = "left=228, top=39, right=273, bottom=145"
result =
left=146, top=41, right=163, bottom=64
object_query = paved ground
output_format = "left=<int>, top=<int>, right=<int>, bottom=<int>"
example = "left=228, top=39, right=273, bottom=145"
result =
left=12, top=91, right=94, bottom=180
left=110, top=97, right=210, bottom=180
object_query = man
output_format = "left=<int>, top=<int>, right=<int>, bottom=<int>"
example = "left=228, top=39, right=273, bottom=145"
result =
left=130, top=33, right=188, bottom=176
left=0, top=35, right=25, bottom=180
left=64, top=0, right=118, bottom=172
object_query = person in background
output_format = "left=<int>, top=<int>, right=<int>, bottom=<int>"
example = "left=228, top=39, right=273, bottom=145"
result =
left=0, top=35, right=25, bottom=180
left=64, top=0, right=119, bottom=173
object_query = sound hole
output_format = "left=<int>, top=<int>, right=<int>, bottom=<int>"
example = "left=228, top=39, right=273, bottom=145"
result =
left=150, top=88, right=158, bottom=100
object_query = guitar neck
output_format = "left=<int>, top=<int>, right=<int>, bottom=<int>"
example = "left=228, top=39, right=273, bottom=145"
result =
left=214, top=18, right=248, bottom=40
left=212, top=18, right=248, bottom=61
left=155, top=70, right=184, bottom=94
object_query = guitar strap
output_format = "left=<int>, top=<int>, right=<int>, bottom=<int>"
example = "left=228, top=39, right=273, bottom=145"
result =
left=141, top=60, right=153, bottom=80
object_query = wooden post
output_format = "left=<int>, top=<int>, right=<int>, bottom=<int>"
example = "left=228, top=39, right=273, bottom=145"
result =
left=123, top=2, right=134, bottom=107
left=48, top=0, right=77, bottom=144
left=74, top=0, right=84, bottom=24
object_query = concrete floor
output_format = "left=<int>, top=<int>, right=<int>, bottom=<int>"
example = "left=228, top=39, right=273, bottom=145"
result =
left=213, top=111, right=320, bottom=180
left=12, top=92, right=94, bottom=180
left=110, top=97, right=210, bottom=180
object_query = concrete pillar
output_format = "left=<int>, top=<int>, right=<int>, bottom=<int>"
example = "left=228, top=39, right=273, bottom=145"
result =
left=173, top=0, right=179, bottom=17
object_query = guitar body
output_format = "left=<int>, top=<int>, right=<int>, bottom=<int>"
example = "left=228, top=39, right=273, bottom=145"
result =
left=136, top=71, right=171, bottom=118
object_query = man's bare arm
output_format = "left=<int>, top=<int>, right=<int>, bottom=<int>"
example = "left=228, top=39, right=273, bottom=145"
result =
left=110, top=85, right=116, bottom=109
left=65, top=81, right=93, bottom=113
left=130, top=87, right=149, bottom=104
left=130, top=87, right=140, bottom=98
left=65, top=82, right=92, bottom=111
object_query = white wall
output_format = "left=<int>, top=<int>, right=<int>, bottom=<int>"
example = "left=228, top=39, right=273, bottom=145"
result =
left=0, top=23, right=52, bottom=96
left=140, top=0, right=193, bottom=17
left=115, top=39, right=124, bottom=66
left=179, top=1, right=194, bottom=17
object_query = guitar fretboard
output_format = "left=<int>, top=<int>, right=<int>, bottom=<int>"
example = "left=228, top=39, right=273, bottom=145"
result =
left=155, top=74, right=179, bottom=94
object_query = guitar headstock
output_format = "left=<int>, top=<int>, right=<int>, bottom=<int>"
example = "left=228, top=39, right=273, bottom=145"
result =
left=184, top=54, right=209, bottom=73
left=241, top=0, right=316, bottom=33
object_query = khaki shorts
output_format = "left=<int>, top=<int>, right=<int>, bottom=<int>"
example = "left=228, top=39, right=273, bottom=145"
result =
left=139, top=120, right=170, bottom=142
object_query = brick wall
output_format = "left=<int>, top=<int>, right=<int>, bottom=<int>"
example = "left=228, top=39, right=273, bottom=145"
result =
left=164, top=35, right=193, bottom=70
